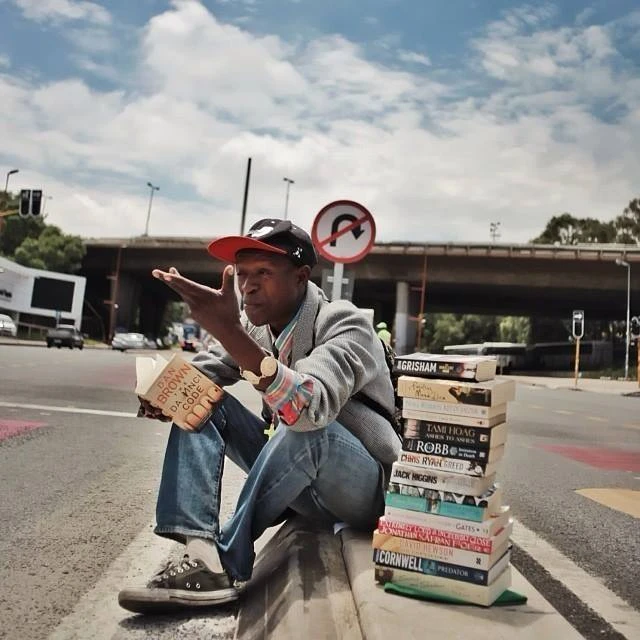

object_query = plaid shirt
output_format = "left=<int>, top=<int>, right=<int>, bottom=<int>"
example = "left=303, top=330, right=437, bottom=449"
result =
left=263, top=305, right=314, bottom=426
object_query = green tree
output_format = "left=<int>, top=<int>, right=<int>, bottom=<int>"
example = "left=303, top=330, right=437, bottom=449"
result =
left=531, top=213, right=615, bottom=244
left=13, top=225, right=86, bottom=274
left=498, top=316, right=530, bottom=343
left=613, top=197, right=640, bottom=244
left=0, top=209, right=46, bottom=257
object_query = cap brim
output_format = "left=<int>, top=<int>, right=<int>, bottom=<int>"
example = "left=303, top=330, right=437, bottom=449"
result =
left=207, top=236, right=288, bottom=263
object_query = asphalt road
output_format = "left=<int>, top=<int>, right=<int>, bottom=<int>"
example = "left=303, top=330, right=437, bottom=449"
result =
left=0, top=346, right=251, bottom=640
left=1, top=345, right=639, bottom=639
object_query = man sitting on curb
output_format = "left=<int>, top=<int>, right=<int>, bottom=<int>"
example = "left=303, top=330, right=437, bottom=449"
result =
left=118, top=218, right=400, bottom=614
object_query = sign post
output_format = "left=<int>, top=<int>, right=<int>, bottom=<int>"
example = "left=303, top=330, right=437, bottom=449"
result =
left=632, top=316, right=640, bottom=387
left=571, top=310, right=585, bottom=388
left=311, top=200, right=376, bottom=301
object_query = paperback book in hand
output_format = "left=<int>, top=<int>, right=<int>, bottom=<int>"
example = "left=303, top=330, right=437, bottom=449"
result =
left=135, top=353, right=224, bottom=431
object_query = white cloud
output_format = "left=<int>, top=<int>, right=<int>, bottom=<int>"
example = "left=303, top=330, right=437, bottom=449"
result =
left=11, top=0, right=111, bottom=25
left=0, top=53, right=10, bottom=68
left=397, top=50, right=431, bottom=66
left=1, top=0, right=639, bottom=244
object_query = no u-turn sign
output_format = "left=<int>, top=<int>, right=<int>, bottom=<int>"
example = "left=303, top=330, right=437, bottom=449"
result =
left=311, top=200, right=376, bottom=264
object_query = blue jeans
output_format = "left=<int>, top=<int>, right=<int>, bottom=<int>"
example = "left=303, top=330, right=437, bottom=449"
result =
left=155, top=392, right=385, bottom=581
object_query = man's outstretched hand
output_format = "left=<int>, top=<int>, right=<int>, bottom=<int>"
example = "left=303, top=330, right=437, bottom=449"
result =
left=151, top=265, right=239, bottom=339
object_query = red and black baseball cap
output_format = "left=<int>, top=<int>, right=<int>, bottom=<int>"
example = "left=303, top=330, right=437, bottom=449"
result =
left=207, top=218, right=318, bottom=268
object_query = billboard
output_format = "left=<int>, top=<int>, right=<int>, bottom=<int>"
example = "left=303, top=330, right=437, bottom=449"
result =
left=0, top=256, right=86, bottom=327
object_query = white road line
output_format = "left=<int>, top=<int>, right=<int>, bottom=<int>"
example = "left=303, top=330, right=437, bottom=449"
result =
left=586, top=416, right=608, bottom=422
left=48, top=523, right=176, bottom=640
left=0, top=401, right=136, bottom=418
left=511, top=518, right=640, bottom=638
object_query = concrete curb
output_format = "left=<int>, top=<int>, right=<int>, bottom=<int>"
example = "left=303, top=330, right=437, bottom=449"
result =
left=236, top=518, right=362, bottom=640
left=339, top=528, right=583, bottom=640
left=238, top=522, right=584, bottom=640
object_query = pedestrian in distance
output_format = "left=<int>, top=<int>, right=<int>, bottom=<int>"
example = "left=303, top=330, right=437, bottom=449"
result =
left=118, top=218, right=400, bottom=614
left=376, top=321, right=392, bottom=347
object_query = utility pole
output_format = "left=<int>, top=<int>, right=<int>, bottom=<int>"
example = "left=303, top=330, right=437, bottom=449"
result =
left=240, top=158, right=252, bottom=235
left=283, top=177, right=294, bottom=220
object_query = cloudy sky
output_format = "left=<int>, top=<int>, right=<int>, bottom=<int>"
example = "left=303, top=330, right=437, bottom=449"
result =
left=0, top=0, right=639, bottom=243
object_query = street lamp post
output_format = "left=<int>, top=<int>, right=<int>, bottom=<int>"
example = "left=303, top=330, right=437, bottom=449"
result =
left=5, top=169, right=19, bottom=193
left=490, top=221, right=501, bottom=242
left=143, top=182, right=160, bottom=237
left=616, top=258, right=631, bottom=380
left=283, top=177, right=294, bottom=220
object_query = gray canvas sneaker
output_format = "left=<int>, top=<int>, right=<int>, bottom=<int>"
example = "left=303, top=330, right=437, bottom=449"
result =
left=118, top=554, right=246, bottom=614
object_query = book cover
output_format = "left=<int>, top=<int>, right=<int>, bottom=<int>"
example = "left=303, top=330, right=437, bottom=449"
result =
left=402, top=408, right=506, bottom=428
left=398, top=447, right=504, bottom=477
left=135, top=353, right=224, bottom=431
left=383, top=505, right=512, bottom=538
left=393, top=353, right=497, bottom=382
left=377, top=516, right=513, bottom=555
left=373, top=547, right=511, bottom=586
left=390, top=461, right=495, bottom=496
left=374, top=565, right=512, bottom=607
left=372, top=531, right=511, bottom=570
left=402, top=418, right=508, bottom=452
left=402, top=397, right=506, bottom=418
left=398, top=377, right=516, bottom=408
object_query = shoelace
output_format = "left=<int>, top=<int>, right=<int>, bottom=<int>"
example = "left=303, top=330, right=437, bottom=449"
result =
left=152, top=554, right=199, bottom=582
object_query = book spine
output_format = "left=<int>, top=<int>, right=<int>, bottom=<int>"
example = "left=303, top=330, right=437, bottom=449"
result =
left=403, top=419, right=505, bottom=449
left=387, top=481, right=499, bottom=506
left=402, top=408, right=506, bottom=427
left=391, top=461, right=493, bottom=496
left=372, top=548, right=501, bottom=585
left=398, top=377, right=498, bottom=407
left=372, top=532, right=502, bottom=570
left=384, top=506, right=511, bottom=537
left=374, top=566, right=512, bottom=607
left=385, top=491, right=488, bottom=522
left=402, top=397, right=497, bottom=417
left=397, top=450, right=497, bottom=477
left=377, top=517, right=496, bottom=554
left=392, top=359, right=480, bottom=380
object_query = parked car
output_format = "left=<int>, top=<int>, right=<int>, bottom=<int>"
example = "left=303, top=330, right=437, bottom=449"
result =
left=46, top=324, right=84, bottom=349
left=111, top=332, right=156, bottom=352
left=0, top=313, right=17, bottom=337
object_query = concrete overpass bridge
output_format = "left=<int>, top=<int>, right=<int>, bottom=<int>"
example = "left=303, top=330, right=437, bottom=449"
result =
left=80, top=238, right=640, bottom=353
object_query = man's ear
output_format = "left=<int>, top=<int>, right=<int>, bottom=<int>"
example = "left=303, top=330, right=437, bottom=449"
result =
left=296, top=265, right=311, bottom=285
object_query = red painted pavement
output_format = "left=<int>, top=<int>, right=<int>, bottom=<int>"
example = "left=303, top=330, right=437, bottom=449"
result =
left=540, top=444, right=640, bottom=473
left=0, top=419, right=48, bottom=442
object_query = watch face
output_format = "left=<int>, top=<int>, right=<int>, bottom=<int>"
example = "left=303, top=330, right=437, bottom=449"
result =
left=261, top=356, right=278, bottom=377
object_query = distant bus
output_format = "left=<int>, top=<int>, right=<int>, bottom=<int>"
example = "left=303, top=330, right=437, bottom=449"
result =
left=443, top=342, right=527, bottom=373
left=530, top=341, right=612, bottom=371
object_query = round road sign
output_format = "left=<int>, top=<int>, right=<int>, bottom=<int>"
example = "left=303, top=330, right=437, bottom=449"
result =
left=311, top=200, right=376, bottom=264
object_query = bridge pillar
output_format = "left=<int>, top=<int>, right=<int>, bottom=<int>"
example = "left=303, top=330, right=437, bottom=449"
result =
left=139, top=288, right=168, bottom=339
left=115, top=274, right=140, bottom=332
left=394, top=281, right=410, bottom=355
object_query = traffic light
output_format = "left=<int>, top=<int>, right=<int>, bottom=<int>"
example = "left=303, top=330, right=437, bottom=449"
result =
left=571, top=309, right=584, bottom=339
left=631, top=316, right=640, bottom=338
left=30, top=190, right=42, bottom=216
left=19, top=189, right=31, bottom=217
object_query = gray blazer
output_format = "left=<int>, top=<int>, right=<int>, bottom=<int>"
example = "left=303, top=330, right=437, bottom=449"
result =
left=193, top=281, right=401, bottom=469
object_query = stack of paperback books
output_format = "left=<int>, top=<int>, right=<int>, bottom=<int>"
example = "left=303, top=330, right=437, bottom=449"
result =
left=373, top=353, right=516, bottom=606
